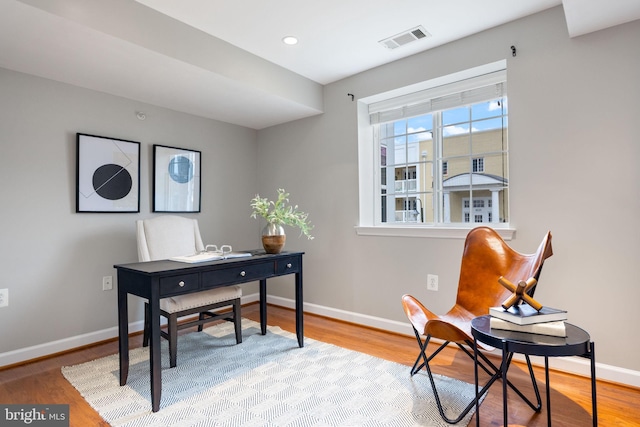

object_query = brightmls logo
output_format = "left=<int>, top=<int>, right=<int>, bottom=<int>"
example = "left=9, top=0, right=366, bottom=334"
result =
left=1, top=405, right=68, bottom=426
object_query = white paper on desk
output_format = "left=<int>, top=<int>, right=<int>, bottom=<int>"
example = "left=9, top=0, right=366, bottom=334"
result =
left=170, top=251, right=251, bottom=263
left=170, top=253, right=223, bottom=263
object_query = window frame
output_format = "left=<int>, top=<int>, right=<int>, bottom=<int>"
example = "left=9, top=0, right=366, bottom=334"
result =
left=356, top=60, right=515, bottom=240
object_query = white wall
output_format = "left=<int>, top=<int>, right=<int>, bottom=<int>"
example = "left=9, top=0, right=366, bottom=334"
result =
left=0, top=68, right=259, bottom=354
left=257, top=6, right=640, bottom=374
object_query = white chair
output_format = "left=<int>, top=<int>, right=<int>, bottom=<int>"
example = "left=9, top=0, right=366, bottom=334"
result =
left=136, top=215, right=242, bottom=368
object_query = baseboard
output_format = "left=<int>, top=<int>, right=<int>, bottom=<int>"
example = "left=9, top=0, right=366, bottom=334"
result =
left=0, top=321, right=144, bottom=368
left=0, top=295, right=263, bottom=368
left=263, top=293, right=640, bottom=390
left=3, top=293, right=640, bottom=390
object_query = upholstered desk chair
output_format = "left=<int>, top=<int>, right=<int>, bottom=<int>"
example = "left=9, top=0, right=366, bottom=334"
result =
left=402, top=226, right=553, bottom=424
left=137, top=215, right=242, bottom=368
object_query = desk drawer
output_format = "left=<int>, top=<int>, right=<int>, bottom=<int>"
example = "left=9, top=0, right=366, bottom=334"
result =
left=159, top=273, right=199, bottom=296
left=202, top=262, right=275, bottom=286
left=276, top=256, right=300, bottom=275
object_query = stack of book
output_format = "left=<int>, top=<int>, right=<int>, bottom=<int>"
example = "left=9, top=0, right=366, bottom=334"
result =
left=489, top=303, right=568, bottom=337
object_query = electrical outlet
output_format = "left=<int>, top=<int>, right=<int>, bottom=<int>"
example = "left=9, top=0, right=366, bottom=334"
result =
left=427, top=274, right=438, bottom=291
left=102, top=276, right=113, bottom=291
left=0, top=288, right=8, bottom=307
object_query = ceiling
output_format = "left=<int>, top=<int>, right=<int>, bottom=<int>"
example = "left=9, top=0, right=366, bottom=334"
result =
left=1, top=0, right=638, bottom=130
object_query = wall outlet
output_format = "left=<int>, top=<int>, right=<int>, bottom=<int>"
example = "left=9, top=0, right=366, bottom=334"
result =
left=427, top=274, right=438, bottom=291
left=0, top=288, right=8, bottom=307
left=102, top=276, right=113, bottom=291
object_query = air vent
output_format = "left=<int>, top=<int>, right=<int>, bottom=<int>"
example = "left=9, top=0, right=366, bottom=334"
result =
left=379, top=25, right=431, bottom=50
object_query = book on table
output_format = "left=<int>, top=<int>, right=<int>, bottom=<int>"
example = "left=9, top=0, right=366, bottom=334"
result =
left=489, top=303, right=567, bottom=325
left=489, top=316, right=567, bottom=337
left=170, top=251, right=251, bottom=263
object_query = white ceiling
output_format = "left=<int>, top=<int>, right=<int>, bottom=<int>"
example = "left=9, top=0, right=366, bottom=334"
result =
left=1, top=0, right=638, bottom=129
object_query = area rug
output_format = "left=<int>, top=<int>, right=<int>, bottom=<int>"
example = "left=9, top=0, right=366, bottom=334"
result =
left=62, top=319, right=481, bottom=426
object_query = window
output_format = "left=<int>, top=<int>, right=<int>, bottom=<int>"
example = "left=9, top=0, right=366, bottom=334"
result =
left=472, top=158, right=484, bottom=173
left=358, top=62, right=510, bottom=231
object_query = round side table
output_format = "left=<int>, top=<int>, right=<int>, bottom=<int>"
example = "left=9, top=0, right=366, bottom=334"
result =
left=471, top=315, right=597, bottom=426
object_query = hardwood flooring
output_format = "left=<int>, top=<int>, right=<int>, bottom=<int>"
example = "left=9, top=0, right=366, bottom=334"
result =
left=1, top=303, right=639, bottom=426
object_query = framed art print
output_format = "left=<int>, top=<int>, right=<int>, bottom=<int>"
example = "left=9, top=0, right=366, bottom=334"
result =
left=76, top=133, right=140, bottom=213
left=153, top=144, right=201, bottom=212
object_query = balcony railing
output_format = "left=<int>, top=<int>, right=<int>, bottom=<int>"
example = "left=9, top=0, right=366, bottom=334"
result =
left=395, top=210, right=420, bottom=222
left=394, top=179, right=417, bottom=193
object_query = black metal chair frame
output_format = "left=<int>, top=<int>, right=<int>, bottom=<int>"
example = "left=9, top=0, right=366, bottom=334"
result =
left=410, top=326, right=542, bottom=424
left=143, top=297, right=242, bottom=368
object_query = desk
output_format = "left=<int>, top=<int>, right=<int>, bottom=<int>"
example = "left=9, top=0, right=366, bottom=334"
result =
left=471, top=315, right=597, bottom=426
left=115, top=250, right=304, bottom=412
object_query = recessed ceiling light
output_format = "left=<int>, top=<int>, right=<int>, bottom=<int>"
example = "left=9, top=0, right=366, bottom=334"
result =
left=282, top=36, right=298, bottom=45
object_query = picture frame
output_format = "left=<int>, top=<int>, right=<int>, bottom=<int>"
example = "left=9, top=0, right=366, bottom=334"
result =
left=76, top=133, right=140, bottom=213
left=153, top=144, right=201, bottom=212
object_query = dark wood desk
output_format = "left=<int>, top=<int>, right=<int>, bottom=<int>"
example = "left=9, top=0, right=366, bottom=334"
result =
left=471, top=315, right=597, bottom=427
left=115, top=250, right=304, bottom=412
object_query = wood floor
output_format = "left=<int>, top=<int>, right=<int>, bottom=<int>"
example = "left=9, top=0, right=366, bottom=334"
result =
left=1, top=303, right=639, bottom=426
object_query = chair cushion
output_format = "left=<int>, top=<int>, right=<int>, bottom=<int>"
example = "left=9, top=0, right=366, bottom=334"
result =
left=160, top=286, right=242, bottom=313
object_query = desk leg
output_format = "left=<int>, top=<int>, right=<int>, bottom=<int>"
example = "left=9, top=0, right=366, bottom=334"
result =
left=502, top=340, right=508, bottom=427
left=117, top=279, right=129, bottom=386
left=295, top=270, right=304, bottom=348
left=149, top=287, right=162, bottom=412
left=259, top=279, right=267, bottom=335
left=590, top=342, right=598, bottom=427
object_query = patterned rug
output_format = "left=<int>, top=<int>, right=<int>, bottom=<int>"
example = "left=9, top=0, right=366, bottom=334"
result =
left=62, top=319, right=481, bottom=426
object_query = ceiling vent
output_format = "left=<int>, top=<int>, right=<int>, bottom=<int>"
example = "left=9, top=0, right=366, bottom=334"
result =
left=379, top=25, right=431, bottom=50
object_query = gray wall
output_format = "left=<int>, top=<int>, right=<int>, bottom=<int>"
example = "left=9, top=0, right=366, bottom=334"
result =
left=1, top=6, right=639, bottom=379
left=0, top=68, right=259, bottom=352
left=257, top=7, right=640, bottom=373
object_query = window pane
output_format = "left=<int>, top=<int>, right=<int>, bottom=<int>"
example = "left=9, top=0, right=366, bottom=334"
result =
left=408, top=131, right=431, bottom=144
left=393, top=120, right=407, bottom=136
left=407, top=115, right=433, bottom=133
left=443, top=123, right=470, bottom=137
left=393, top=136, right=407, bottom=166
left=471, top=121, right=507, bottom=155
left=472, top=117, right=505, bottom=133
left=471, top=98, right=506, bottom=120
left=443, top=106, right=469, bottom=126
left=447, top=189, right=471, bottom=223
left=380, top=122, right=395, bottom=139
left=479, top=153, right=508, bottom=181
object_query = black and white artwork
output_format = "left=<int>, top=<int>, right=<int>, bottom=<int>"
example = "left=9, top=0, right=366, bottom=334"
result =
left=153, top=144, right=201, bottom=212
left=76, top=133, right=140, bottom=213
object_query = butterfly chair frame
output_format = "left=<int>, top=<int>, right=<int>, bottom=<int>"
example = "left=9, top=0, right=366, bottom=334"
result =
left=402, top=226, right=553, bottom=424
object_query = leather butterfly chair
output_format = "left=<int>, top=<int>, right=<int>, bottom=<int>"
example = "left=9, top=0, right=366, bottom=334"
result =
left=137, top=215, right=242, bottom=368
left=402, top=226, right=553, bottom=424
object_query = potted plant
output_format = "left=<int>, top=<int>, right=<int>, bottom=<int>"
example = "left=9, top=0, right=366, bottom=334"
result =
left=250, top=188, right=313, bottom=253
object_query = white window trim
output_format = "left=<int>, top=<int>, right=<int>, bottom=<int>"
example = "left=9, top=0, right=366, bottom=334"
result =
left=354, top=225, right=515, bottom=240
left=356, top=60, right=514, bottom=239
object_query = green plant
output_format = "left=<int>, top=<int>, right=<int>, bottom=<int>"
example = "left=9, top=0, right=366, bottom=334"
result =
left=250, top=189, right=314, bottom=239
